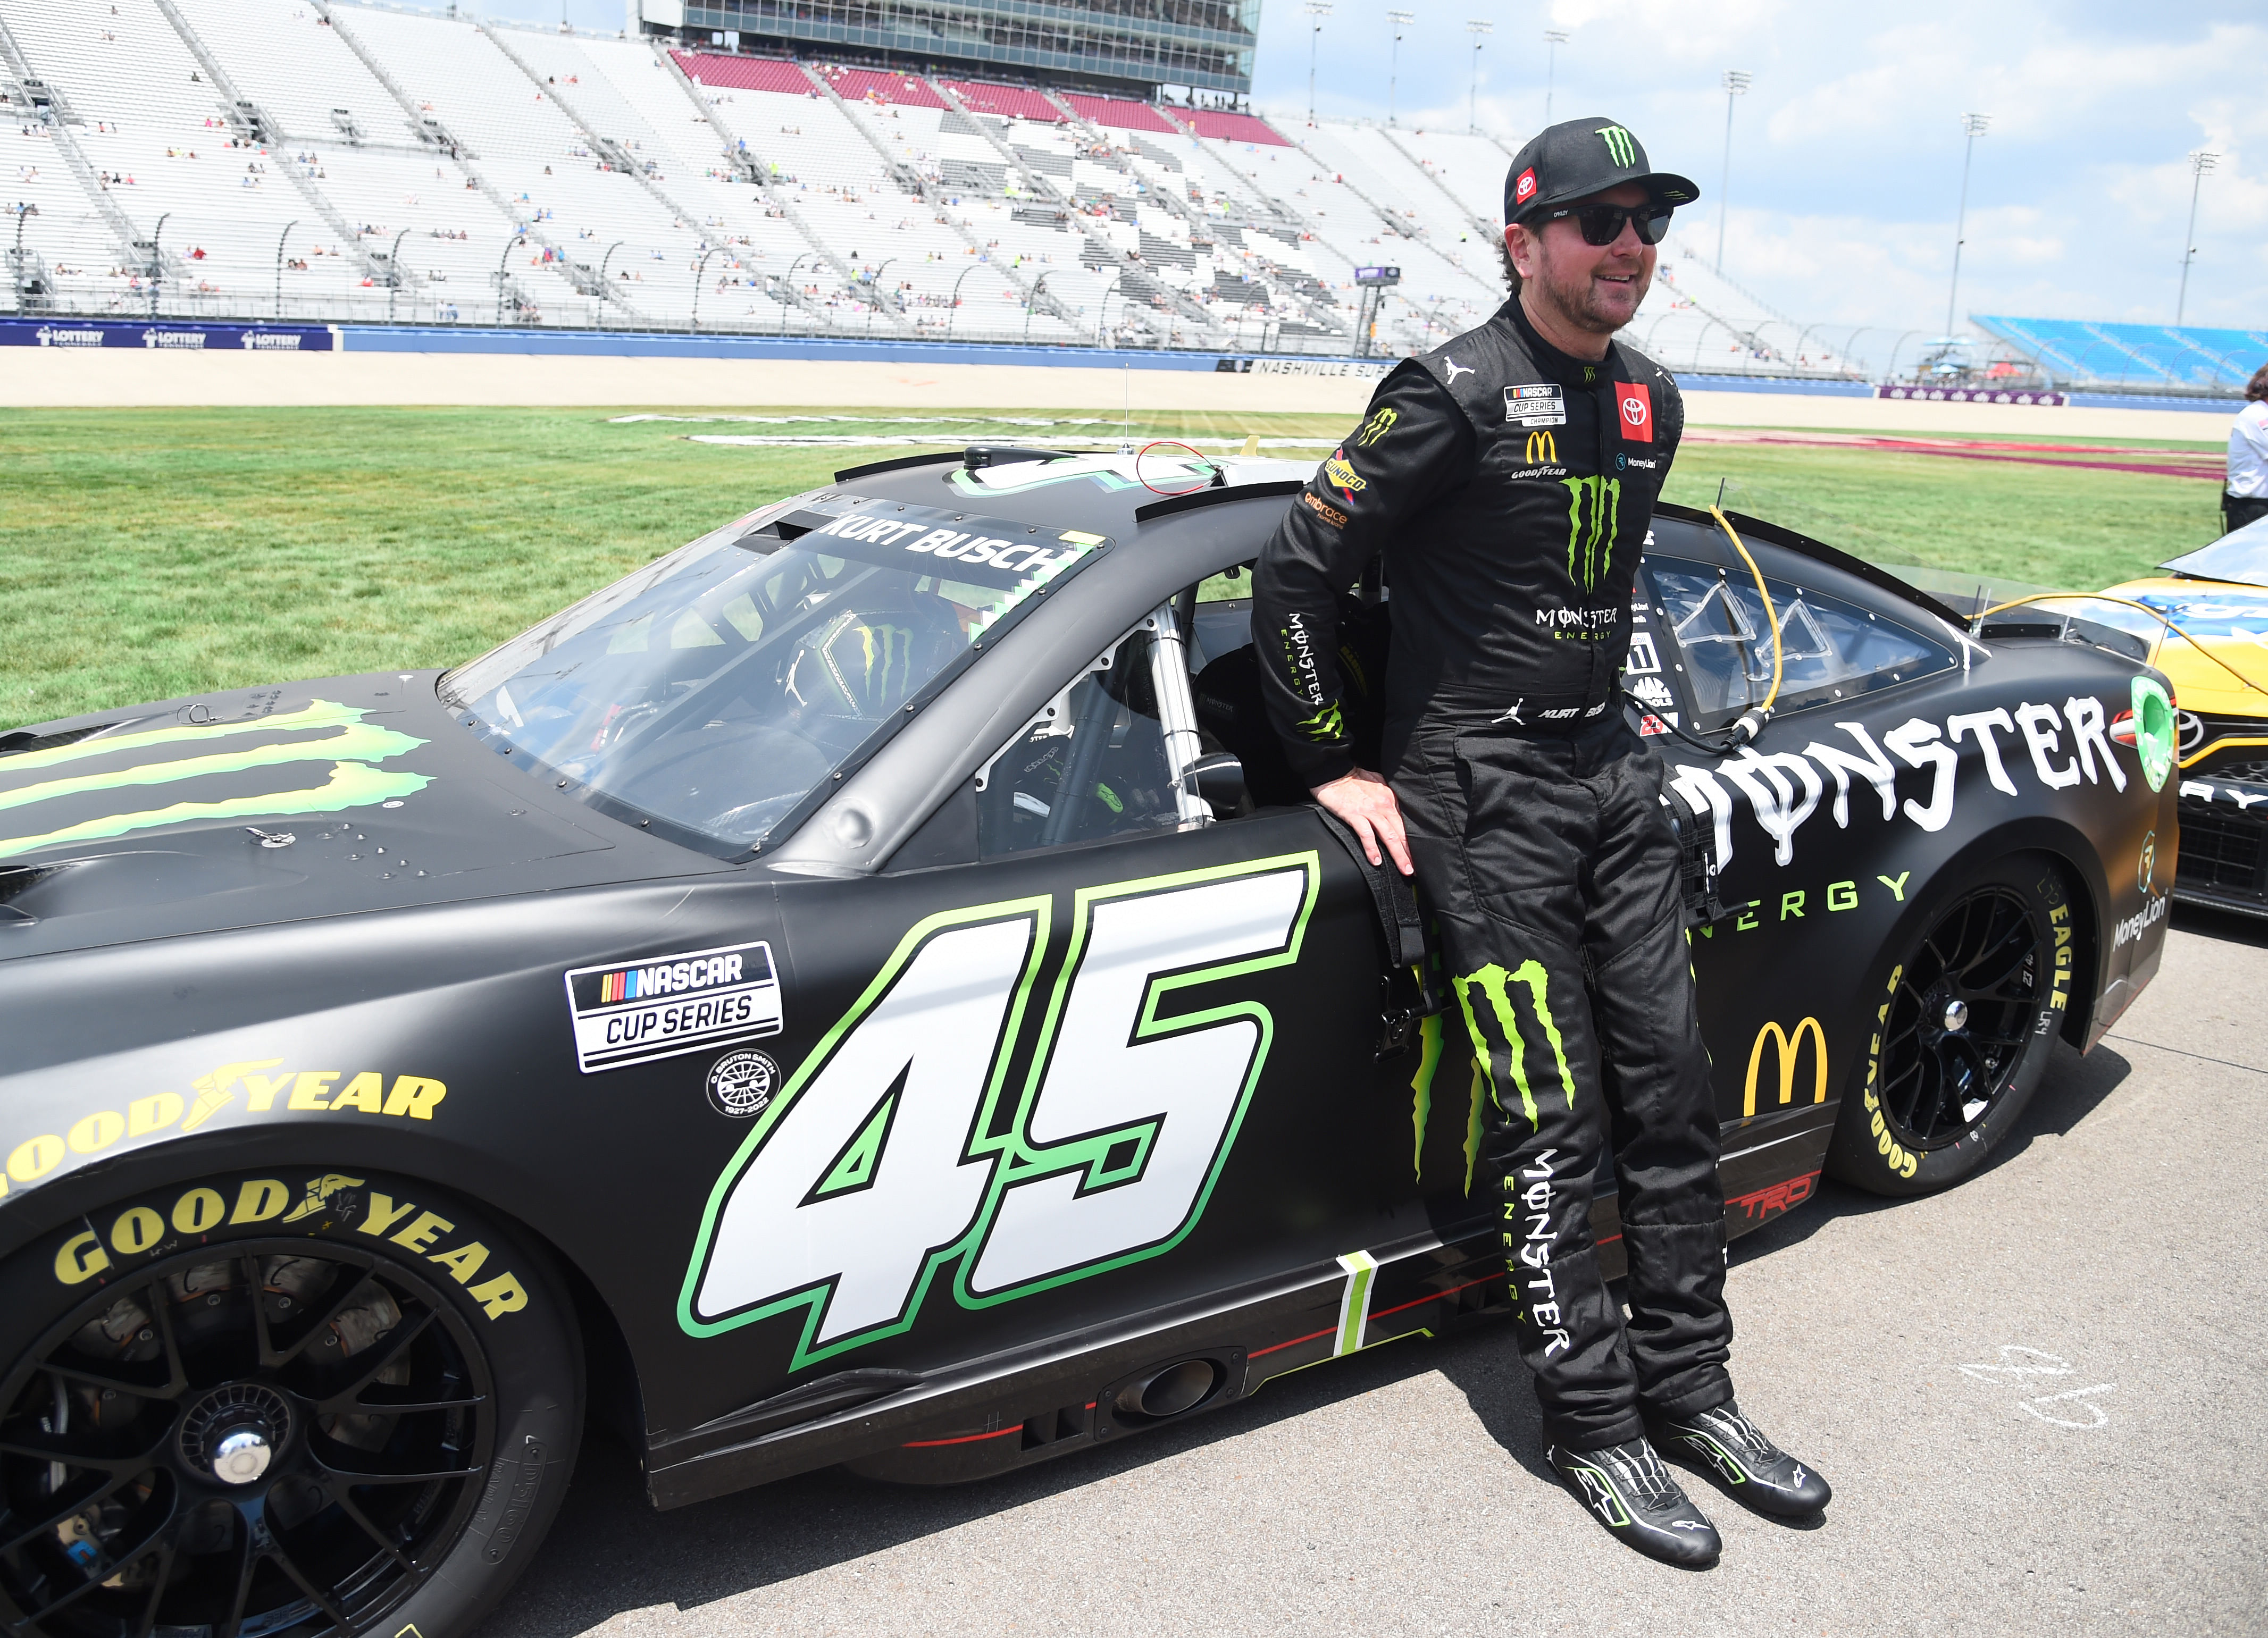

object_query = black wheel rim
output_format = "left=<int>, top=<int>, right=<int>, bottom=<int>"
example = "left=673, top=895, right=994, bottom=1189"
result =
left=1873, top=885, right=2047, bottom=1152
left=0, top=1240, right=493, bottom=1638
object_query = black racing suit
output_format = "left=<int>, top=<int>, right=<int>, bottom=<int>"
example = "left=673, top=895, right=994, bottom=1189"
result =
left=1252, top=297, right=1734, bottom=1451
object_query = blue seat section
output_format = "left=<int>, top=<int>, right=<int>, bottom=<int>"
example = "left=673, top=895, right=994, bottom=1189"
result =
left=1974, top=316, right=2267, bottom=390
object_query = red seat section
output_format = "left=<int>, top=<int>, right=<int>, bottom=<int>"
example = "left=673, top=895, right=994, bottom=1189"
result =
left=940, top=80, right=1063, bottom=121
left=1064, top=94, right=1177, bottom=135
left=818, top=66, right=948, bottom=108
left=669, top=51, right=816, bottom=97
left=1166, top=108, right=1288, bottom=146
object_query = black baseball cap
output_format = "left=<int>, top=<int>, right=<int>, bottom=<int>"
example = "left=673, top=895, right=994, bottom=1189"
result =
left=1503, top=116, right=1699, bottom=225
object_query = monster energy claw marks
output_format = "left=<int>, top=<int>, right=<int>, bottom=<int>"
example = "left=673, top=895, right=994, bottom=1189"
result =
left=1561, top=476, right=1620, bottom=593
left=1596, top=125, right=1638, bottom=167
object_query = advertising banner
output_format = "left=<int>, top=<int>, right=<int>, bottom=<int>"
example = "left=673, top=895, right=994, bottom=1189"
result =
left=0, top=319, right=339, bottom=350
left=1876, top=383, right=2066, bottom=406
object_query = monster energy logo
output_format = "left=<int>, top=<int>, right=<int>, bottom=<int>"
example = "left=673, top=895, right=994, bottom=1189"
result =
left=1295, top=701, right=1344, bottom=742
left=1358, top=406, right=1398, bottom=447
left=1451, top=960, right=1573, bottom=1127
left=1561, top=475, right=1620, bottom=592
left=1596, top=125, right=1637, bottom=166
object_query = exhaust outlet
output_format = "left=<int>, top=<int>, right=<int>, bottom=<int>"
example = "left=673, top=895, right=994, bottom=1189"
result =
left=1114, top=1358, right=1223, bottom=1420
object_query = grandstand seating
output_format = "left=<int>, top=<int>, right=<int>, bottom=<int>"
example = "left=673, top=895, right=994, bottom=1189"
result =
left=0, top=0, right=1875, bottom=367
left=1974, top=315, right=2266, bottom=392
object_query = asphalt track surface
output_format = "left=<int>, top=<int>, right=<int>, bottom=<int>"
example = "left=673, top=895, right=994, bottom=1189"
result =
left=479, top=913, right=2267, bottom=1638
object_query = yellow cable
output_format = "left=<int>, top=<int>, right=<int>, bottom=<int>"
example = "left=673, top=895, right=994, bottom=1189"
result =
left=1972, top=592, right=2268, bottom=700
left=1710, top=506, right=1782, bottom=714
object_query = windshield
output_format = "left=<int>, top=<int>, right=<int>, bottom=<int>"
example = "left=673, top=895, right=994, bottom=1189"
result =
left=2160, top=514, right=2268, bottom=587
left=441, top=493, right=1107, bottom=853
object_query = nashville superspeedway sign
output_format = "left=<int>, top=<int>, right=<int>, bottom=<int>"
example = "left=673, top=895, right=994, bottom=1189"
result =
left=678, top=854, right=1319, bottom=1367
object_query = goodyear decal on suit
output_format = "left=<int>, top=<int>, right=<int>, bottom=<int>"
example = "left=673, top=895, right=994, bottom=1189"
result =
left=0, top=698, right=430, bottom=860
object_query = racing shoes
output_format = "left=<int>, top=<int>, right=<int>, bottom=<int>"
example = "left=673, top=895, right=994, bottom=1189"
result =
left=1650, top=1401, right=1832, bottom=1521
left=1544, top=1438, right=1721, bottom=1568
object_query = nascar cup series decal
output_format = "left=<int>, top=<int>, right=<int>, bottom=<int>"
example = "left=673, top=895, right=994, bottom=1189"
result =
left=564, top=941, right=784, bottom=1073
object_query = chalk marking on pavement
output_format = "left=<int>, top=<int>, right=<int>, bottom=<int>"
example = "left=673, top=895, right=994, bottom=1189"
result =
left=1957, top=1346, right=2115, bottom=1429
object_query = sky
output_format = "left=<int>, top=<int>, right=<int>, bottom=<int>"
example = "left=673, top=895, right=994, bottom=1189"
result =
left=478, top=0, right=2264, bottom=340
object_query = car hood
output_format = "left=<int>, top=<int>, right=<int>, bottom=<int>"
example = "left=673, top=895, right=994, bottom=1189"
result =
left=2098, top=576, right=2268, bottom=720
left=0, top=671, right=724, bottom=960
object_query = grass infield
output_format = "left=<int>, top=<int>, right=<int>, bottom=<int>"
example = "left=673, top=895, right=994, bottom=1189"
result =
left=0, top=405, right=2229, bottom=731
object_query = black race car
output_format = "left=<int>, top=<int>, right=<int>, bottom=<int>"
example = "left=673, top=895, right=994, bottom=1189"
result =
left=0, top=449, right=2175, bottom=1637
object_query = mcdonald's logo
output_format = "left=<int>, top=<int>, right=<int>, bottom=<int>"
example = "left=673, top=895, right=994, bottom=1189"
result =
left=1526, top=430, right=1557, bottom=464
left=1744, top=1018, right=1828, bottom=1118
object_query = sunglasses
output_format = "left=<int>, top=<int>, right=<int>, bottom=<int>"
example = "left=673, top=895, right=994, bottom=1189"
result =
left=1537, top=201, right=1675, bottom=247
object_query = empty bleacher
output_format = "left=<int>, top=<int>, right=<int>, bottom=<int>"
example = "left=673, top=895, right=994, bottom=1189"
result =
left=0, top=0, right=1888, bottom=369
left=1975, top=316, right=2265, bottom=393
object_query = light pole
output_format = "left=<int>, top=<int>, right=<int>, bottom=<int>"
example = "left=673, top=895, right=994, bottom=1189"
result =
left=1883, top=327, right=1924, bottom=383
left=1542, top=30, right=1568, bottom=127
left=149, top=211, right=170, bottom=317
left=1714, top=70, right=1750, bottom=274
left=1466, top=20, right=1492, bottom=135
left=690, top=245, right=721, bottom=331
left=494, top=232, right=524, bottom=324
left=2177, top=149, right=2219, bottom=325
left=777, top=250, right=814, bottom=336
left=1303, top=1, right=1330, bottom=125
left=273, top=217, right=298, bottom=320
left=1024, top=268, right=1055, bottom=343
left=947, top=258, right=987, bottom=341
left=1096, top=269, right=1127, bottom=346
left=865, top=255, right=898, bottom=335
left=385, top=225, right=409, bottom=323
left=1944, top=112, right=1989, bottom=337
left=596, top=239, right=624, bottom=329
left=1386, top=11, right=1412, bottom=128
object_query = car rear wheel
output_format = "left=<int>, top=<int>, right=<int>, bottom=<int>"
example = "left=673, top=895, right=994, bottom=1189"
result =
left=0, top=1169, right=580, bottom=1638
left=1826, top=854, right=2072, bottom=1197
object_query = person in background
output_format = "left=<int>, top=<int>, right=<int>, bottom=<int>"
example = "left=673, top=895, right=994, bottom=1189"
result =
left=2225, top=365, right=2268, bottom=535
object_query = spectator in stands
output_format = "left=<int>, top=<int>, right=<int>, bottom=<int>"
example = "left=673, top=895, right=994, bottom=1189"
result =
left=2227, top=365, right=2268, bottom=535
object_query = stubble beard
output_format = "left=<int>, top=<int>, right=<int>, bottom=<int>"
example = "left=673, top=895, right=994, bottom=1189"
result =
left=1533, top=255, right=1648, bottom=339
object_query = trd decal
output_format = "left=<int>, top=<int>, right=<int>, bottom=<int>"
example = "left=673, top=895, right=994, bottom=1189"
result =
left=678, top=854, right=1319, bottom=1364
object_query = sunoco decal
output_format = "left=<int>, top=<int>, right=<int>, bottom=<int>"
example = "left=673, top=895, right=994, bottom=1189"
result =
left=564, top=940, right=783, bottom=1072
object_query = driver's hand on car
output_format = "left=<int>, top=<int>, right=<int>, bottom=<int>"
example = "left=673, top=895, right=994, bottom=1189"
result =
left=1312, top=768, right=1411, bottom=876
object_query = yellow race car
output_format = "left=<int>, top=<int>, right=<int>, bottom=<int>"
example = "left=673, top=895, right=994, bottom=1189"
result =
left=2097, top=518, right=2268, bottom=914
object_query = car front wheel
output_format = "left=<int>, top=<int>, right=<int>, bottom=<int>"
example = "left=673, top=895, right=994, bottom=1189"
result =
left=1827, top=854, right=2073, bottom=1197
left=0, top=1168, right=580, bottom=1638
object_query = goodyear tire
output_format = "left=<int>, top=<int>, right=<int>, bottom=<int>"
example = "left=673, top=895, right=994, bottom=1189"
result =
left=0, top=1166, right=581, bottom=1638
left=1826, top=853, right=2074, bottom=1198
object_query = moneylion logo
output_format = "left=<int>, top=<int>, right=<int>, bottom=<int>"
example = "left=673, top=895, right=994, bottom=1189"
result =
left=1559, top=475, right=1620, bottom=592
left=1526, top=430, right=1557, bottom=464
left=1596, top=125, right=1637, bottom=166
left=1744, top=1018, right=1828, bottom=1118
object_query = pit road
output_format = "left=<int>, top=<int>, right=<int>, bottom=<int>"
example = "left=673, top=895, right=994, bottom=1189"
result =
left=479, top=913, right=2267, bottom=1638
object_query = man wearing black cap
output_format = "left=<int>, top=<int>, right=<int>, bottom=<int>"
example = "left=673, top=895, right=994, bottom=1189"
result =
left=1251, top=118, right=1831, bottom=1567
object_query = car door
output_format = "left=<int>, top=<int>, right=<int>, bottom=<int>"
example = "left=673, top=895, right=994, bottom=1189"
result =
left=1630, top=518, right=1971, bottom=1210
left=672, top=582, right=1455, bottom=1421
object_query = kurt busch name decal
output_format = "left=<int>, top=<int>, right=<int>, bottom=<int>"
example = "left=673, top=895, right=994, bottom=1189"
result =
left=564, top=941, right=783, bottom=1073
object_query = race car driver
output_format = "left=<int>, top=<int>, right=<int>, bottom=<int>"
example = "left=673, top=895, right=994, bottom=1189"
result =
left=1252, top=117, right=1831, bottom=1567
